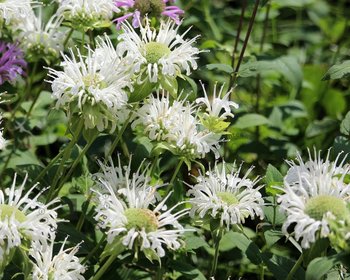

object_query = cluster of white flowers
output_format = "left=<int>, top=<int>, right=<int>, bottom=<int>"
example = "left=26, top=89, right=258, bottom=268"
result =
left=0, top=174, right=85, bottom=278
left=30, top=237, right=85, bottom=280
left=133, top=84, right=238, bottom=160
left=187, top=162, right=264, bottom=228
left=0, top=174, right=60, bottom=260
left=117, top=18, right=200, bottom=83
left=94, top=158, right=187, bottom=259
left=0, top=0, right=36, bottom=25
left=14, top=8, right=65, bottom=62
left=278, top=150, right=350, bottom=248
left=47, top=40, right=132, bottom=132
left=57, top=0, right=118, bottom=29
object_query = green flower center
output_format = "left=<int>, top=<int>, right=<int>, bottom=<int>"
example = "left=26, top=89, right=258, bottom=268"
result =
left=125, top=208, right=158, bottom=232
left=304, top=195, right=347, bottom=221
left=144, top=42, right=171, bottom=64
left=217, top=192, right=239, bottom=206
left=83, top=73, right=106, bottom=88
left=134, top=0, right=165, bottom=17
left=0, top=204, right=26, bottom=223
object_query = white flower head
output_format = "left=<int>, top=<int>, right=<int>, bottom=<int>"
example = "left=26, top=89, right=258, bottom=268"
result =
left=0, top=174, right=60, bottom=261
left=117, top=18, right=201, bottom=83
left=278, top=150, right=350, bottom=248
left=57, top=0, right=118, bottom=29
left=133, top=93, right=222, bottom=160
left=47, top=46, right=131, bottom=132
left=30, top=236, right=85, bottom=280
left=93, top=158, right=187, bottom=259
left=187, top=162, right=264, bottom=229
left=0, top=0, right=37, bottom=25
left=14, top=9, right=65, bottom=62
left=196, top=82, right=239, bottom=120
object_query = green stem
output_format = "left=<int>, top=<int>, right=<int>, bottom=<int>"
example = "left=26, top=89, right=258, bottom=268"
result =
left=63, top=28, right=74, bottom=48
left=47, top=119, right=84, bottom=200
left=54, top=134, right=97, bottom=197
left=272, top=195, right=277, bottom=229
left=229, top=0, right=247, bottom=90
left=232, top=0, right=261, bottom=85
left=82, top=236, right=106, bottom=265
left=32, top=144, right=69, bottom=186
left=210, top=229, right=223, bottom=277
left=286, top=253, right=303, bottom=280
left=0, top=147, right=15, bottom=180
left=149, top=155, right=159, bottom=177
left=92, top=253, right=119, bottom=280
left=76, top=192, right=93, bottom=232
left=106, top=113, right=132, bottom=159
left=167, top=159, right=184, bottom=192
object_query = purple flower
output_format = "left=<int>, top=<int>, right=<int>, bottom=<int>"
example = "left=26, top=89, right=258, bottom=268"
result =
left=114, top=0, right=184, bottom=29
left=0, top=42, right=27, bottom=85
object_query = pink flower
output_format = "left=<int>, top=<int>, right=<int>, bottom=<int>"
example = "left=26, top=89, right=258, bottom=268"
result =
left=114, top=0, right=184, bottom=29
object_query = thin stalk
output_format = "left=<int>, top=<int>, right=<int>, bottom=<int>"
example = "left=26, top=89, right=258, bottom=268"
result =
left=0, top=147, right=15, bottom=180
left=149, top=155, right=159, bottom=177
left=92, top=253, right=119, bottom=280
left=210, top=229, right=223, bottom=277
left=106, top=113, right=132, bottom=159
left=32, top=143, right=70, bottom=186
left=232, top=0, right=261, bottom=85
left=54, top=134, right=97, bottom=197
left=286, top=253, right=303, bottom=280
left=272, top=195, right=277, bottom=229
left=229, top=0, right=247, bottom=90
left=63, top=28, right=74, bottom=48
left=76, top=192, right=93, bottom=232
left=5, top=61, right=38, bottom=133
left=167, top=158, right=184, bottom=192
left=82, top=235, right=106, bottom=265
left=25, top=88, right=42, bottom=119
left=47, top=119, right=84, bottom=200
left=255, top=1, right=270, bottom=139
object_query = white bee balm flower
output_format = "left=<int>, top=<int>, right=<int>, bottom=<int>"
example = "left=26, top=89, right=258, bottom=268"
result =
left=117, top=18, right=201, bottom=83
left=187, top=162, right=264, bottom=229
left=0, top=174, right=59, bottom=261
left=278, top=150, right=350, bottom=248
left=47, top=46, right=131, bottom=132
left=94, top=159, right=187, bottom=259
left=30, top=236, right=85, bottom=280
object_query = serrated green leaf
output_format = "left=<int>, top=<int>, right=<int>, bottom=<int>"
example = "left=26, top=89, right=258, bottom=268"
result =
left=322, top=60, right=350, bottom=80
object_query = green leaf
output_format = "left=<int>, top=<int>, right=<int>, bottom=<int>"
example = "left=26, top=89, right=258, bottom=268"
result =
left=262, top=253, right=305, bottom=280
left=322, top=60, right=350, bottom=80
left=340, top=111, right=350, bottom=136
left=233, top=114, right=269, bottom=129
left=265, top=164, right=284, bottom=196
left=228, top=232, right=262, bottom=265
left=128, top=80, right=156, bottom=103
left=168, top=260, right=206, bottom=280
left=305, top=255, right=340, bottom=280
left=159, top=75, right=178, bottom=99
left=184, top=235, right=209, bottom=251
left=305, top=117, right=338, bottom=138
left=205, top=63, right=233, bottom=74
left=264, top=230, right=284, bottom=247
left=219, top=231, right=240, bottom=252
left=239, top=56, right=303, bottom=89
